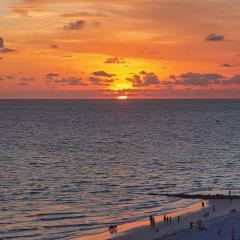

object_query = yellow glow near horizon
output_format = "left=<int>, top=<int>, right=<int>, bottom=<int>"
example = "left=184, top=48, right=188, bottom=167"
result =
left=118, top=96, right=128, bottom=100
left=109, top=80, right=132, bottom=91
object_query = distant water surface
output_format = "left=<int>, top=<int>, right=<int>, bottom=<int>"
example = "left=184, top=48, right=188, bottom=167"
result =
left=0, top=100, right=240, bottom=239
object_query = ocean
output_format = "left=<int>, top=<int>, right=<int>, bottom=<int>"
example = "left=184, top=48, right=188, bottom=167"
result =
left=0, top=99, right=240, bottom=239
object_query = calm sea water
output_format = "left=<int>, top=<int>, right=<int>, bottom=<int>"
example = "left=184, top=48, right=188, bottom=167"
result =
left=0, top=100, right=240, bottom=239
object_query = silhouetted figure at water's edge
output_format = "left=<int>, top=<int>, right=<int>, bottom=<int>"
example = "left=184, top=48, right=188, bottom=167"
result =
left=109, top=225, right=118, bottom=234
left=163, top=214, right=166, bottom=223
left=150, top=215, right=156, bottom=229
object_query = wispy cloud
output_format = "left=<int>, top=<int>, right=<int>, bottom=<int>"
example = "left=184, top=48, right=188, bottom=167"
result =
left=220, top=63, right=235, bottom=68
left=44, top=73, right=86, bottom=86
left=0, top=37, right=17, bottom=54
left=61, top=12, right=107, bottom=18
left=19, top=77, right=35, bottom=86
left=104, top=57, right=125, bottom=64
left=63, top=20, right=86, bottom=30
left=89, top=76, right=113, bottom=86
left=92, top=71, right=115, bottom=78
left=205, top=33, right=225, bottom=42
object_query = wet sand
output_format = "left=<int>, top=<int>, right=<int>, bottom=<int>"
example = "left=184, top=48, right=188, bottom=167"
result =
left=72, top=200, right=204, bottom=240
left=73, top=197, right=240, bottom=240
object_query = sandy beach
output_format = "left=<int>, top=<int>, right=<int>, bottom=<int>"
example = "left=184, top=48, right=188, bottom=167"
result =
left=74, top=197, right=240, bottom=240
left=162, top=199, right=240, bottom=240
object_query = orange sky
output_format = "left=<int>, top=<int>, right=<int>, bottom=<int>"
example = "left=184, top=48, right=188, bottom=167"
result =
left=1, top=0, right=240, bottom=98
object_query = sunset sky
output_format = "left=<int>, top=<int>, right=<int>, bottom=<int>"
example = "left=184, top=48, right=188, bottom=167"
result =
left=1, top=0, right=240, bottom=98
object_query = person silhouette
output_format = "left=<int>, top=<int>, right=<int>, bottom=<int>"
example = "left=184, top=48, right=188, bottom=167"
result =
left=212, top=204, right=216, bottom=212
left=164, top=214, right=166, bottom=223
left=150, top=215, right=156, bottom=229
left=190, top=221, right=193, bottom=228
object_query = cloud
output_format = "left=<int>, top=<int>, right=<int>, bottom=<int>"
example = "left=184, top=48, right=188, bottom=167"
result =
left=220, top=63, right=234, bottom=68
left=19, top=77, right=35, bottom=86
left=90, top=70, right=115, bottom=86
left=92, top=71, right=115, bottom=78
left=173, top=72, right=223, bottom=86
left=0, top=75, right=34, bottom=86
left=104, top=57, right=125, bottom=64
left=44, top=73, right=86, bottom=86
left=0, top=37, right=17, bottom=54
left=89, top=76, right=113, bottom=86
left=0, top=75, right=14, bottom=81
left=63, top=20, right=86, bottom=30
left=44, top=72, right=61, bottom=81
left=50, top=44, right=58, bottom=49
left=222, top=75, right=240, bottom=85
left=1, top=75, right=34, bottom=86
left=55, top=77, right=85, bottom=85
left=128, top=71, right=160, bottom=87
left=205, top=33, right=225, bottom=42
left=168, top=72, right=240, bottom=87
left=61, top=12, right=107, bottom=18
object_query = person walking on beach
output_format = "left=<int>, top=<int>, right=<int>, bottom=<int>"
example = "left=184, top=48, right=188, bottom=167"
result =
left=150, top=215, right=153, bottom=227
left=152, top=216, right=156, bottom=229
left=190, top=221, right=193, bottom=229
left=163, top=214, right=166, bottom=223
left=229, top=190, right=232, bottom=204
left=150, top=215, right=156, bottom=229
left=177, top=216, right=180, bottom=224
left=202, top=201, right=205, bottom=208
left=212, top=204, right=215, bottom=213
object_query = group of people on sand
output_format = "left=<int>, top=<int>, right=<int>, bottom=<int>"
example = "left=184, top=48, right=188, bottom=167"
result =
left=148, top=201, right=210, bottom=233
left=149, top=213, right=181, bottom=232
left=109, top=192, right=236, bottom=236
left=108, top=224, right=118, bottom=234
left=163, top=214, right=180, bottom=224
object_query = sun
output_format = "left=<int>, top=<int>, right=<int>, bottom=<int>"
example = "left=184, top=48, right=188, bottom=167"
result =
left=117, top=96, right=128, bottom=100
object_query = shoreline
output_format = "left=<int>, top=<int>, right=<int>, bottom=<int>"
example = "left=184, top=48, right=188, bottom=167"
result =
left=72, top=200, right=206, bottom=240
left=73, top=196, right=240, bottom=240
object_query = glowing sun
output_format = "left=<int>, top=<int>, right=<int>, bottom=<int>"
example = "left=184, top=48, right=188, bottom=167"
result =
left=118, top=96, right=128, bottom=100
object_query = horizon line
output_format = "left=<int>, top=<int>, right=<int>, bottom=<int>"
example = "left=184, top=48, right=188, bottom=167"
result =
left=1, top=98, right=240, bottom=100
